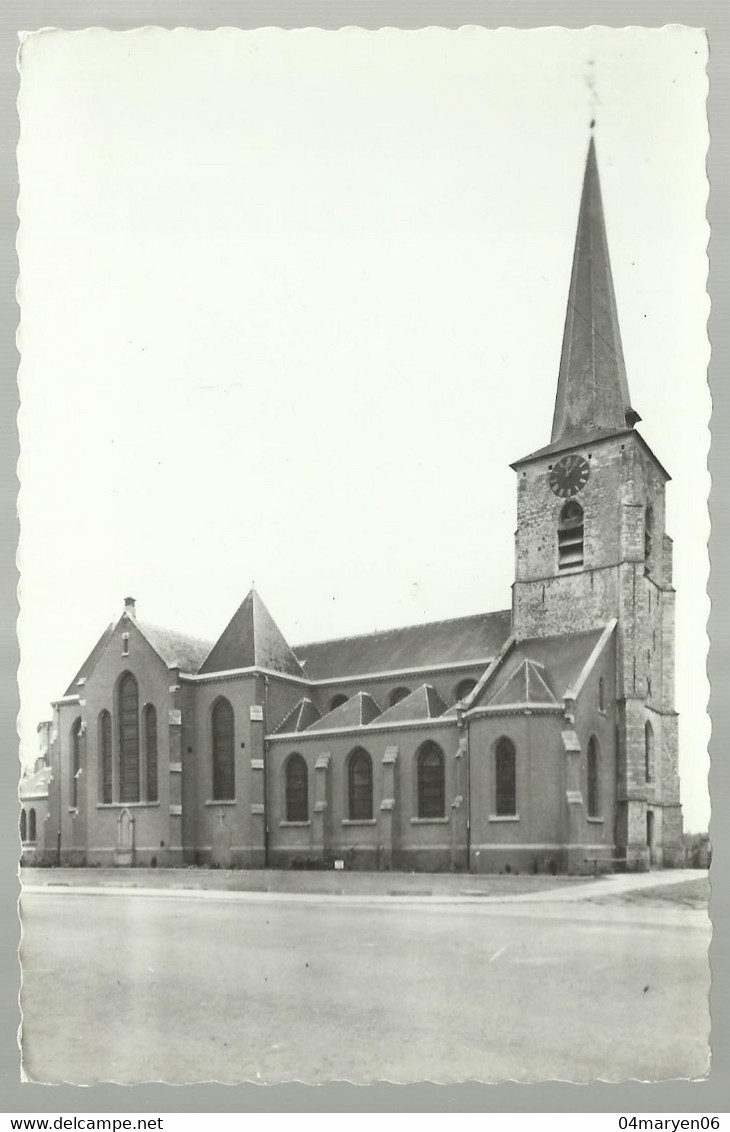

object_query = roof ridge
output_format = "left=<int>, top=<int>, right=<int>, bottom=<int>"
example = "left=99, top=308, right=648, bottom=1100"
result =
left=294, top=609, right=511, bottom=650
left=135, top=617, right=213, bottom=647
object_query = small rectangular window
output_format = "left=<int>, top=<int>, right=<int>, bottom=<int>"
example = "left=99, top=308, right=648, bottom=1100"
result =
left=122, top=633, right=129, bottom=657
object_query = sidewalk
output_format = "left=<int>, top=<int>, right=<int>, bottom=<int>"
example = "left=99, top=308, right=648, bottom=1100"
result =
left=20, top=864, right=706, bottom=903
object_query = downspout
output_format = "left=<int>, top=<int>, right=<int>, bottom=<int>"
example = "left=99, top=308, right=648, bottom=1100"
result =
left=54, top=704, right=62, bottom=866
left=262, top=673, right=269, bottom=869
left=457, top=706, right=471, bottom=872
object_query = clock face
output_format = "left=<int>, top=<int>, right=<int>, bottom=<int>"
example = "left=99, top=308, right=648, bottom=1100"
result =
left=548, top=454, right=590, bottom=498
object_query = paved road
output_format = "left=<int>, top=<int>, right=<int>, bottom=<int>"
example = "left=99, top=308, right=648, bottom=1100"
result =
left=19, top=889, right=710, bottom=1085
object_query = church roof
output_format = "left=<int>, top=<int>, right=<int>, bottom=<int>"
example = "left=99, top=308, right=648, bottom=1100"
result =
left=470, top=627, right=604, bottom=710
left=524, top=134, right=640, bottom=463
left=200, top=589, right=305, bottom=677
left=272, top=697, right=322, bottom=734
left=293, top=609, right=511, bottom=680
left=487, top=659, right=559, bottom=708
left=372, top=684, right=449, bottom=725
left=305, top=691, right=382, bottom=732
left=135, top=620, right=213, bottom=673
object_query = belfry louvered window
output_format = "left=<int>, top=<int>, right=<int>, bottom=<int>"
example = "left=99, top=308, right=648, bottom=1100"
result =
left=348, top=749, right=373, bottom=820
left=99, top=710, right=113, bottom=804
left=71, top=717, right=83, bottom=808
left=558, top=500, right=584, bottom=569
left=118, top=673, right=140, bottom=803
left=286, top=754, right=308, bottom=821
left=212, top=698, right=235, bottom=801
left=495, top=737, right=517, bottom=816
left=417, top=742, right=445, bottom=818
left=145, top=705, right=158, bottom=803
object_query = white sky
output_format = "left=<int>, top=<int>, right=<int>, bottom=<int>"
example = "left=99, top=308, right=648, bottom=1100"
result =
left=16, top=26, right=710, bottom=830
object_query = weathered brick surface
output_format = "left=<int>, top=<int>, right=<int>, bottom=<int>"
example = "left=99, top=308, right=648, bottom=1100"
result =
left=512, top=431, right=681, bottom=867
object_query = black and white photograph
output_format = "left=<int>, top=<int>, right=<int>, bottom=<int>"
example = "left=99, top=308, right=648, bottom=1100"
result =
left=16, top=25, right=711, bottom=1085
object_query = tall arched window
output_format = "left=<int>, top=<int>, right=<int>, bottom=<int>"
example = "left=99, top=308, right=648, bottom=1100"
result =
left=212, top=698, right=235, bottom=801
left=71, top=717, right=83, bottom=808
left=644, top=506, right=654, bottom=575
left=417, top=742, right=445, bottom=818
left=329, top=694, right=348, bottom=712
left=495, top=737, right=517, bottom=817
left=645, top=721, right=654, bottom=783
left=144, top=705, right=158, bottom=803
left=455, top=678, right=477, bottom=702
left=348, top=749, right=373, bottom=820
left=587, top=736, right=600, bottom=818
left=286, top=753, right=308, bottom=822
left=118, top=674, right=140, bottom=803
left=389, top=687, right=410, bottom=707
left=558, top=500, right=584, bottom=570
left=20, top=809, right=27, bottom=842
left=99, top=710, right=113, bottom=804
left=29, top=808, right=37, bottom=842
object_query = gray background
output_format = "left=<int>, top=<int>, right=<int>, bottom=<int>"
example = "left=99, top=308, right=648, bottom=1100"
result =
left=2, top=0, right=726, bottom=1114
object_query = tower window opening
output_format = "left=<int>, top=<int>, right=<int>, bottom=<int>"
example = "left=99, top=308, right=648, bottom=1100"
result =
left=558, top=501, right=584, bottom=570
left=644, top=506, right=654, bottom=575
left=645, top=721, right=654, bottom=783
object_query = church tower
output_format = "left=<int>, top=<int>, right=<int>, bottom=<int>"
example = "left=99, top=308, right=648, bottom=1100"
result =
left=511, top=134, right=684, bottom=867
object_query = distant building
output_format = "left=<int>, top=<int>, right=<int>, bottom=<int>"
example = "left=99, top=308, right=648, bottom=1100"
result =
left=19, top=723, right=53, bottom=864
left=33, top=136, right=683, bottom=874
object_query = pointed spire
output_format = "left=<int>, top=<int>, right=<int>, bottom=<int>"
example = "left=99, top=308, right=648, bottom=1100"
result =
left=551, top=134, right=640, bottom=445
left=200, top=589, right=305, bottom=676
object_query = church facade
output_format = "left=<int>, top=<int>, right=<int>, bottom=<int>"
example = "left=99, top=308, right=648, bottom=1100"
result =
left=25, top=136, right=685, bottom=874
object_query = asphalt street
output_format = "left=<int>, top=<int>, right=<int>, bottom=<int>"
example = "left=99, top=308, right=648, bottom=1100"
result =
left=19, top=885, right=710, bottom=1085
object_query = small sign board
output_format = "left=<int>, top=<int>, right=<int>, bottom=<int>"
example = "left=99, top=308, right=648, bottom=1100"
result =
left=334, top=859, right=345, bottom=871
left=168, top=709, right=182, bottom=725
left=250, top=705, right=264, bottom=721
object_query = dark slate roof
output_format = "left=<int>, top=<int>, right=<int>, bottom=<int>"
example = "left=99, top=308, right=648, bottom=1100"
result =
left=200, top=590, right=305, bottom=677
left=19, top=764, right=52, bottom=800
left=305, top=692, right=382, bottom=732
left=293, top=610, right=511, bottom=680
left=272, top=697, right=322, bottom=734
left=373, top=684, right=449, bottom=725
left=550, top=135, right=640, bottom=447
left=64, top=625, right=115, bottom=695
left=135, top=619, right=213, bottom=673
left=472, top=628, right=604, bottom=709
left=487, top=660, right=559, bottom=708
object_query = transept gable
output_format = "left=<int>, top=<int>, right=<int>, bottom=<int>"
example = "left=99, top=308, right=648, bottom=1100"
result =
left=63, top=603, right=213, bottom=695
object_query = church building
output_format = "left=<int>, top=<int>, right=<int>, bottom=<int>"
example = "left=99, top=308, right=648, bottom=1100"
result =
left=26, top=135, right=684, bottom=874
